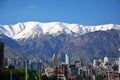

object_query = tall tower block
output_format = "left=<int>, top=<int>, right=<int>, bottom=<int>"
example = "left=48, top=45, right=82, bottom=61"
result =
left=0, top=42, right=4, bottom=68
left=118, top=58, right=120, bottom=73
left=103, top=56, right=109, bottom=64
left=52, top=54, right=58, bottom=67
left=65, top=54, right=71, bottom=65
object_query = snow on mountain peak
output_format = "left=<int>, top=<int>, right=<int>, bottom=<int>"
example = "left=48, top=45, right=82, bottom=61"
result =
left=0, top=21, right=120, bottom=40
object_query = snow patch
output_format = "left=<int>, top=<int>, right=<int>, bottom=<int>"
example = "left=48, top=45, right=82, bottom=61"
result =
left=0, top=22, right=120, bottom=40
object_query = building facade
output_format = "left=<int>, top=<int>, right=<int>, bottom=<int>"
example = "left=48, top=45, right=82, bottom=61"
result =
left=0, top=42, right=4, bottom=68
left=65, top=54, right=71, bottom=65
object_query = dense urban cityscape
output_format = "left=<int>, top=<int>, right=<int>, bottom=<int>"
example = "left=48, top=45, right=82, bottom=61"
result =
left=0, top=0, right=120, bottom=80
left=0, top=42, right=120, bottom=80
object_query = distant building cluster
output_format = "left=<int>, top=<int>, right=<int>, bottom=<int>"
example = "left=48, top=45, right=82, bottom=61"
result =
left=93, top=56, right=109, bottom=68
left=0, top=42, right=120, bottom=80
left=45, top=54, right=120, bottom=80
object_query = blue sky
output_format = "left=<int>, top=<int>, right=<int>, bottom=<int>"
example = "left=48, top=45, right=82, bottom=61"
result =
left=0, top=0, right=120, bottom=25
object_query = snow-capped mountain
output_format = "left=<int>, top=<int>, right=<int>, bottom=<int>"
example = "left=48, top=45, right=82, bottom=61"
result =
left=0, top=21, right=120, bottom=40
left=0, top=21, right=120, bottom=62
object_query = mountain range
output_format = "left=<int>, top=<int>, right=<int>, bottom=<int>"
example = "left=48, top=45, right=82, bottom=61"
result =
left=0, top=21, right=120, bottom=63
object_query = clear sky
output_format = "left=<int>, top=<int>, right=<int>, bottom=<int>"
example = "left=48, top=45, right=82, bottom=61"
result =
left=0, top=0, right=120, bottom=25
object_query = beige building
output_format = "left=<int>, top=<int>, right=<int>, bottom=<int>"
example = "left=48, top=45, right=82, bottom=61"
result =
left=45, top=67, right=54, bottom=77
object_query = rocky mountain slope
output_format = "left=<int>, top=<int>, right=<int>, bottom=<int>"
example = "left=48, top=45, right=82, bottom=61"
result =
left=0, top=34, right=27, bottom=59
left=0, top=22, right=120, bottom=62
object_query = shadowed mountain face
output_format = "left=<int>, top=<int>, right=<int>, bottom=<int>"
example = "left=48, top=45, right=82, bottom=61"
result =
left=0, top=34, right=20, bottom=48
left=59, top=29, right=120, bottom=63
left=0, top=34, right=27, bottom=59
left=17, top=29, right=120, bottom=62
left=0, top=29, right=120, bottom=63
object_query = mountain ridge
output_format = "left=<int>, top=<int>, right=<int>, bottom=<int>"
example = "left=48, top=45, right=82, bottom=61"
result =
left=0, top=22, right=120, bottom=62
left=0, top=21, right=120, bottom=40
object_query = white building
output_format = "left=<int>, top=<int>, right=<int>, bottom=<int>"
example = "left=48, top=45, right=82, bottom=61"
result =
left=103, top=56, right=109, bottom=64
left=93, top=59, right=97, bottom=67
left=103, top=56, right=109, bottom=68
left=93, top=59, right=102, bottom=67
left=119, top=58, right=120, bottom=73
left=65, top=54, right=71, bottom=65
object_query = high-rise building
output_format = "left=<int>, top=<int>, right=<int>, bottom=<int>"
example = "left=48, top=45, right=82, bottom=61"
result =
left=93, top=59, right=97, bottom=67
left=103, top=56, right=109, bottom=64
left=52, top=53, right=58, bottom=67
left=119, top=58, right=120, bottom=73
left=4, top=58, right=9, bottom=67
left=65, top=54, right=71, bottom=65
left=0, top=42, right=4, bottom=68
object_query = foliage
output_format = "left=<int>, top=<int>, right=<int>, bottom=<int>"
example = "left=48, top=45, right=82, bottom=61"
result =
left=0, top=68, right=25, bottom=80
left=48, top=75, right=57, bottom=80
